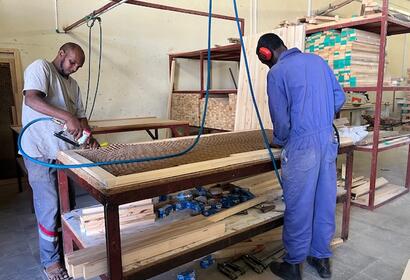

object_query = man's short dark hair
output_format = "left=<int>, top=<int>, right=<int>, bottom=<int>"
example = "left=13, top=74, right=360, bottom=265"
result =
left=256, top=33, right=285, bottom=54
left=59, top=42, right=84, bottom=54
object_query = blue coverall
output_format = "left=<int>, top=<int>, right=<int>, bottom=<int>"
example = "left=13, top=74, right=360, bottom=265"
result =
left=267, top=48, right=346, bottom=264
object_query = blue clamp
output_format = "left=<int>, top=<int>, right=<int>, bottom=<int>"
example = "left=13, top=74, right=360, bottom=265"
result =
left=177, top=270, right=196, bottom=280
left=200, top=255, right=214, bottom=269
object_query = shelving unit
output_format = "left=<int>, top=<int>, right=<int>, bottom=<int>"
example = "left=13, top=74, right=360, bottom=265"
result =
left=169, top=43, right=241, bottom=98
left=168, top=44, right=241, bottom=130
left=307, top=1, right=410, bottom=210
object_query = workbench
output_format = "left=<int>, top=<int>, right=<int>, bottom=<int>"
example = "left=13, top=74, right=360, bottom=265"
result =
left=57, top=130, right=354, bottom=280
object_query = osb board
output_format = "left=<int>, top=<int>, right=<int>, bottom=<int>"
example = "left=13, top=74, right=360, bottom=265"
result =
left=199, top=94, right=237, bottom=131
left=170, top=93, right=200, bottom=126
left=171, top=93, right=237, bottom=130
left=234, top=25, right=306, bottom=131
left=57, top=130, right=280, bottom=192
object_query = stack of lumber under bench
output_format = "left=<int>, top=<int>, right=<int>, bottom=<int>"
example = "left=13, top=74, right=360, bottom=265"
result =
left=65, top=194, right=277, bottom=279
left=305, top=28, right=386, bottom=87
left=74, top=199, right=155, bottom=236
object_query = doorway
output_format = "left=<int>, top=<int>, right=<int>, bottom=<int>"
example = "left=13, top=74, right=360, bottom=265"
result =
left=0, top=63, right=17, bottom=179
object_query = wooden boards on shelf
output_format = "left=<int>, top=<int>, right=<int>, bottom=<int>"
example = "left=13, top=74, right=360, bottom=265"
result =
left=305, top=28, right=386, bottom=87
left=354, top=183, right=408, bottom=207
left=76, top=200, right=155, bottom=236
left=64, top=192, right=279, bottom=279
left=234, top=25, right=306, bottom=131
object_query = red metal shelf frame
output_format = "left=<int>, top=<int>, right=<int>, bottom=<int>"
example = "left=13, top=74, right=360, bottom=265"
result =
left=307, top=0, right=410, bottom=210
left=169, top=44, right=241, bottom=98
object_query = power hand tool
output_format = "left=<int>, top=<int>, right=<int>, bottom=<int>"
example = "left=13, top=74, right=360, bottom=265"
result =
left=52, top=118, right=91, bottom=147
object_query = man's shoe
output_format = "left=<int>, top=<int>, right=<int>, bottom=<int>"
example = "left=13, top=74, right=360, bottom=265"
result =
left=307, top=256, right=331, bottom=278
left=269, top=261, right=302, bottom=280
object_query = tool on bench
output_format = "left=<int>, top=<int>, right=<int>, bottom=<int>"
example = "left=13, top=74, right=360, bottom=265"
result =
left=217, top=262, right=246, bottom=279
left=52, top=118, right=91, bottom=147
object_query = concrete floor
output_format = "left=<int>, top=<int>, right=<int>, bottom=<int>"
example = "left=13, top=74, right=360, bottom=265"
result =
left=0, top=147, right=409, bottom=280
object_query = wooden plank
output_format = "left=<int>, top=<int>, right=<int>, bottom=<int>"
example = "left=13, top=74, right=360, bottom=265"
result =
left=234, top=25, right=305, bottom=131
left=105, top=149, right=281, bottom=192
left=78, top=221, right=226, bottom=279
left=351, top=177, right=388, bottom=199
left=355, top=184, right=407, bottom=206
left=89, top=117, right=188, bottom=132
left=166, top=60, right=176, bottom=138
left=207, top=195, right=269, bottom=222
left=305, top=13, right=382, bottom=32
left=121, top=210, right=282, bottom=275
left=352, top=176, right=365, bottom=183
left=402, top=260, right=410, bottom=280
left=57, top=150, right=117, bottom=188
left=330, top=237, right=343, bottom=248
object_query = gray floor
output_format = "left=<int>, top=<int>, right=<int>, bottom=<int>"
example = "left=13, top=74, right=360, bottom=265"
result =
left=0, top=147, right=409, bottom=280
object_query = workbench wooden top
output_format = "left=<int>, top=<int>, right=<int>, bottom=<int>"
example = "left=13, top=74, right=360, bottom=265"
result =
left=9, top=117, right=189, bottom=134
left=88, top=117, right=189, bottom=133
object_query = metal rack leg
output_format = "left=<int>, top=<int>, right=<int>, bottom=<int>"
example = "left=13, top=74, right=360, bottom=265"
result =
left=406, top=144, right=410, bottom=190
left=105, top=203, right=123, bottom=280
left=58, top=170, right=74, bottom=254
left=342, top=150, right=353, bottom=240
left=58, top=170, right=71, bottom=214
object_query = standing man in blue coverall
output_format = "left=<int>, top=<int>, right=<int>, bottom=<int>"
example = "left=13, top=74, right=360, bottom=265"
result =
left=256, top=33, right=345, bottom=280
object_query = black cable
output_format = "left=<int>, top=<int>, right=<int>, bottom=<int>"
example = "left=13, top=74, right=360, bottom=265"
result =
left=87, top=17, right=102, bottom=120
left=84, top=16, right=97, bottom=112
left=333, top=123, right=340, bottom=146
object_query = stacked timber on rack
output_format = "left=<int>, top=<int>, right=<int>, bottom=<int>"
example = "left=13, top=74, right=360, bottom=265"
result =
left=234, top=25, right=306, bottom=131
left=305, top=28, right=386, bottom=87
left=297, top=15, right=340, bottom=25
left=75, top=200, right=155, bottom=236
left=361, top=0, right=382, bottom=15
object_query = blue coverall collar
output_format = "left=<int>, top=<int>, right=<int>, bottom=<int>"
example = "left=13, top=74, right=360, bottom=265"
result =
left=278, top=48, right=301, bottom=62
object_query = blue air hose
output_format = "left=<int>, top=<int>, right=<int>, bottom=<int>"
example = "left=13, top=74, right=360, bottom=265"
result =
left=232, top=0, right=283, bottom=187
left=19, top=0, right=283, bottom=189
left=18, top=0, right=214, bottom=169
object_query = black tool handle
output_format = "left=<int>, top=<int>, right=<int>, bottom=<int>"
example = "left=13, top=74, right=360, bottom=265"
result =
left=54, top=132, right=80, bottom=147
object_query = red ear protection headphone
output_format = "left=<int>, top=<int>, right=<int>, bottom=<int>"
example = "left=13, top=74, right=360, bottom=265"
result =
left=258, top=47, right=272, bottom=61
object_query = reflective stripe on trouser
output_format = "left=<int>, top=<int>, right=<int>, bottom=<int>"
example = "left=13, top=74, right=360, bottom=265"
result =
left=23, top=157, right=61, bottom=268
left=280, top=134, right=338, bottom=264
